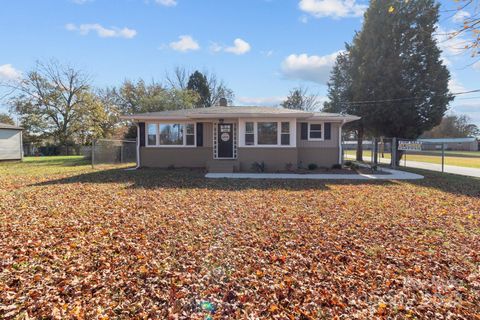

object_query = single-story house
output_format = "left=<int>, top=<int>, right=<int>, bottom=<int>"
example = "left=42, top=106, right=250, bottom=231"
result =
left=418, top=138, right=479, bottom=151
left=121, top=104, right=359, bottom=172
left=0, top=122, right=23, bottom=161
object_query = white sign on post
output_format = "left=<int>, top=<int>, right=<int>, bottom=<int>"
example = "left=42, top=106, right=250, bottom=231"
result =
left=398, top=141, right=422, bottom=151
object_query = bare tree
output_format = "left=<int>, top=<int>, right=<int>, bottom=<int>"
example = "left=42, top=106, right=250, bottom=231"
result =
left=446, top=0, right=480, bottom=58
left=166, top=67, right=234, bottom=106
left=165, top=66, right=189, bottom=90
left=281, top=87, right=320, bottom=111
left=5, top=60, right=94, bottom=147
left=204, top=71, right=235, bottom=106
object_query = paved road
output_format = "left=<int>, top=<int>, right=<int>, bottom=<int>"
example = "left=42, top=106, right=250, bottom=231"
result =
left=345, top=155, right=480, bottom=178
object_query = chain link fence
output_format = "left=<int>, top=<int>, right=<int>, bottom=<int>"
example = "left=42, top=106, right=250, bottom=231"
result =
left=91, top=139, right=137, bottom=168
left=342, top=138, right=480, bottom=175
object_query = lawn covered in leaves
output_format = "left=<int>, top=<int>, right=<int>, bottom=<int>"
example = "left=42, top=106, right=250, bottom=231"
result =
left=0, top=157, right=479, bottom=319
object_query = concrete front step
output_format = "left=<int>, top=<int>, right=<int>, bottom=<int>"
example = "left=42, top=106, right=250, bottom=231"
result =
left=207, top=160, right=238, bottom=173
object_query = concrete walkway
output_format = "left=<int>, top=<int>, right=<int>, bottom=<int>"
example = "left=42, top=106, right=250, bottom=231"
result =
left=399, top=160, right=480, bottom=178
left=206, top=167, right=423, bottom=180
left=345, top=155, right=480, bottom=178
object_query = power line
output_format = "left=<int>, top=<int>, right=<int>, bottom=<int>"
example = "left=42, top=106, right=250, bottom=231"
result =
left=338, top=89, right=480, bottom=106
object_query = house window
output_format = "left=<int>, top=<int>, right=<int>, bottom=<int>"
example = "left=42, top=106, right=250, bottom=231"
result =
left=245, top=122, right=254, bottom=145
left=160, top=124, right=183, bottom=145
left=186, top=123, right=195, bottom=146
left=309, top=123, right=323, bottom=140
left=281, top=122, right=290, bottom=145
left=147, top=124, right=157, bottom=146
left=147, top=123, right=196, bottom=147
left=257, top=122, right=278, bottom=145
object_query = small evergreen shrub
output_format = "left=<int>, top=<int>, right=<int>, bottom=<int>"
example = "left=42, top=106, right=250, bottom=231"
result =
left=251, top=161, right=266, bottom=173
left=308, top=163, right=318, bottom=171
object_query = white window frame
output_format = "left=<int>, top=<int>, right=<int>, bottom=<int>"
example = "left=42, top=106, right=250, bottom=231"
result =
left=145, top=122, right=196, bottom=148
left=238, top=118, right=296, bottom=148
left=257, top=121, right=279, bottom=146
left=308, top=122, right=324, bottom=141
left=146, top=123, right=158, bottom=147
left=244, top=121, right=255, bottom=146
left=280, top=121, right=290, bottom=146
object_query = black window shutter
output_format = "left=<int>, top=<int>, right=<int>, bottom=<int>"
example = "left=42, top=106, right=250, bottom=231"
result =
left=139, top=122, right=145, bottom=147
left=300, top=123, right=308, bottom=140
left=196, top=123, right=203, bottom=147
left=325, top=122, right=331, bottom=140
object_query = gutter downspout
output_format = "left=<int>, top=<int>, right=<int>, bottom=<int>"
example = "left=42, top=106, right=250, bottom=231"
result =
left=339, top=119, right=346, bottom=165
left=135, top=122, right=141, bottom=170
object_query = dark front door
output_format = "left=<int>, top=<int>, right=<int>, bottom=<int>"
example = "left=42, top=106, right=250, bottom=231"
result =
left=218, top=123, right=233, bottom=158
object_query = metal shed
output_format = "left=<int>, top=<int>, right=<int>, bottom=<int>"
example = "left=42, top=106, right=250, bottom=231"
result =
left=0, top=122, right=23, bottom=160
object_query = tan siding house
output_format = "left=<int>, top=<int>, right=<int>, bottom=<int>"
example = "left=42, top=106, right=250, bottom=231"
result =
left=0, top=123, right=23, bottom=161
left=121, top=105, right=359, bottom=172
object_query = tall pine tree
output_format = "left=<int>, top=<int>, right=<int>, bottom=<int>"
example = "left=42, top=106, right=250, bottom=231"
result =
left=325, top=0, right=453, bottom=163
left=187, top=71, right=211, bottom=108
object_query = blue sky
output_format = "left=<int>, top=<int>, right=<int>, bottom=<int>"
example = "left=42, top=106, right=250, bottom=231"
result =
left=0, top=0, right=479, bottom=126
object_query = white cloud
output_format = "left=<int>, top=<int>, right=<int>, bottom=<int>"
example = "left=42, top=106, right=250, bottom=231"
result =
left=435, top=26, right=468, bottom=57
left=0, top=64, right=22, bottom=81
left=473, top=60, right=480, bottom=71
left=71, top=0, right=93, bottom=4
left=448, top=78, right=467, bottom=93
left=237, top=95, right=327, bottom=107
left=210, top=39, right=251, bottom=55
left=261, top=50, right=274, bottom=57
left=281, top=51, right=341, bottom=84
left=299, top=15, right=309, bottom=23
left=156, top=0, right=177, bottom=7
left=236, top=96, right=285, bottom=106
left=452, top=10, right=471, bottom=23
left=169, top=35, right=200, bottom=52
left=299, top=0, right=367, bottom=19
left=65, top=23, right=137, bottom=39
left=450, top=101, right=480, bottom=127
left=225, top=38, right=251, bottom=55
left=209, top=42, right=223, bottom=53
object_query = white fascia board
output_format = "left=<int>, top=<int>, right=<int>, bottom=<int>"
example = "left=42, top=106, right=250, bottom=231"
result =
left=120, top=115, right=191, bottom=121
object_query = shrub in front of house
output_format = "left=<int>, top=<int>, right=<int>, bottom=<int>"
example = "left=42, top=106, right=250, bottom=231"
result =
left=345, top=161, right=359, bottom=170
left=251, top=161, right=266, bottom=173
left=308, top=163, right=318, bottom=171
left=332, top=164, right=342, bottom=169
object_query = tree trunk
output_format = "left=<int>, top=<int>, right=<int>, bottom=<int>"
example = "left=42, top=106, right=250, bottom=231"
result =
left=373, top=138, right=378, bottom=164
left=391, top=139, right=404, bottom=166
left=395, top=150, right=404, bottom=166
left=356, top=127, right=364, bottom=162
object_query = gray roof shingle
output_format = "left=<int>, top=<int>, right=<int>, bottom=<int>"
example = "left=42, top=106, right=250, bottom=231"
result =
left=121, top=106, right=360, bottom=122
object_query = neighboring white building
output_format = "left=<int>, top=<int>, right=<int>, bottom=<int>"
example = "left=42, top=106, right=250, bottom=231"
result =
left=0, top=123, right=23, bottom=160
left=418, top=138, right=479, bottom=151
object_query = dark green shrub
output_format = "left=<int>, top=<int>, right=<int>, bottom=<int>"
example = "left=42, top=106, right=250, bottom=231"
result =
left=285, top=163, right=294, bottom=172
left=297, top=161, right=304, bottom=170
left=332, top=164, right=342, bottom=169
left=251, top=161, right=266, bottom=173
left=308, top=163, right=318, bottom=171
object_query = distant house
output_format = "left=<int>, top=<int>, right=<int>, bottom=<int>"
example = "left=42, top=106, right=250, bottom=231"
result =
left=0, top=122, right=23, bottom=161
left=121, top=103, right=359, bottom=172
left=418, top=138, right=478, bottom=151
